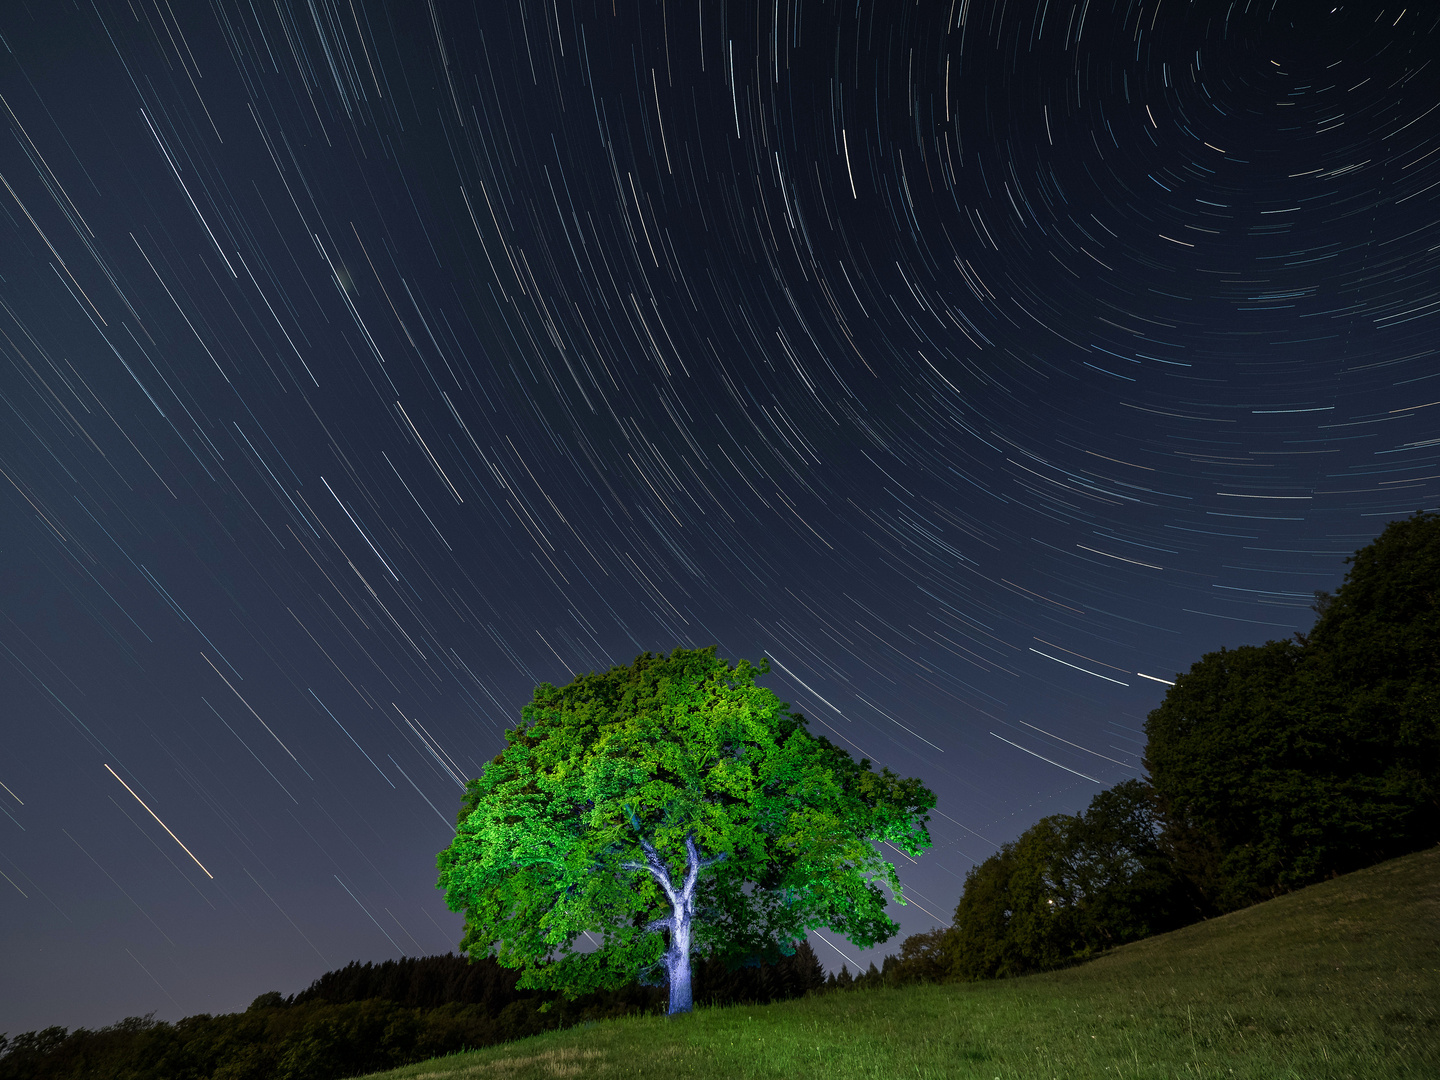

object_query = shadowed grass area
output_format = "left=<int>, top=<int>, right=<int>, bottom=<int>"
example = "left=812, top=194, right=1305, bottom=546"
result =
left=351, top=846, right=1438, bottom=1079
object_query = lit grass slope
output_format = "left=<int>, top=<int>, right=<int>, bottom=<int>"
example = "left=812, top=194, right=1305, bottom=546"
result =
left=351, top=846, right=1438, bottom=1079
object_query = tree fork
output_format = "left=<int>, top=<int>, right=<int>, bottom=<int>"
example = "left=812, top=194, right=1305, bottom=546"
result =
left=625, top=830, right=725, bottom=1014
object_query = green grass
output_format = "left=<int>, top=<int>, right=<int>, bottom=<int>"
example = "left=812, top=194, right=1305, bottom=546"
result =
left=350, top=847, right=1439, bottom=1079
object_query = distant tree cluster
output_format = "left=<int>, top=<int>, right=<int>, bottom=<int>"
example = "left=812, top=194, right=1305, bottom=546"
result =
left=942, top=780, right=1200, bottom=979
left=817, top=927, right=952, bottom=993
left=886, top=510, right=1439, bottom=982
left=0, top=945, right=827, bottom=1080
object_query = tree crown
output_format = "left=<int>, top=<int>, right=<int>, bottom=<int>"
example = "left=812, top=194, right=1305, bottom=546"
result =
left=436, top=647, right=935, bottom=996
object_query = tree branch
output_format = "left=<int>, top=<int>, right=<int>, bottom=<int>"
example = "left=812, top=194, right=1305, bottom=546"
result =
left=682, top=832, right=704, bottom=901
left=620, top=838, right=681, bottom=909
left=620, top=813, right=728, bottom=918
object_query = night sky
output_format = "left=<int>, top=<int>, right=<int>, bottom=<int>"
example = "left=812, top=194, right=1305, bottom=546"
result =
left=2, top=0, right=1437, bottom=1034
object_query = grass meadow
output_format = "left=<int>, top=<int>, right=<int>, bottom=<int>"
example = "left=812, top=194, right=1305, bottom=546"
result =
left=349, top=846, right=1438, bottom=1079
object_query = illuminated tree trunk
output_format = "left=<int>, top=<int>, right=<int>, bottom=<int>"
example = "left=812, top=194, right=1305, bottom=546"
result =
left=664, top=906, right=694, bottom=1015
left=628, top=829, right=721, bottom=1015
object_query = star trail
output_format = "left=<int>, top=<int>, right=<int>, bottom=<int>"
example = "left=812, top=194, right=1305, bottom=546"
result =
left=1, top=0, right=1437, bottom=1031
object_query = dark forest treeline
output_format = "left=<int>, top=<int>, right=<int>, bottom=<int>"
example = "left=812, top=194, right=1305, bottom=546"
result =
left=0, top=946, right=829, bottom=1080
left=288, top=946, right=832, bottom=1014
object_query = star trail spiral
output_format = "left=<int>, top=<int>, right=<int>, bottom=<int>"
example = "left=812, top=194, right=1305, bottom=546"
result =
left=0, top=0, right=1436, bottom=1029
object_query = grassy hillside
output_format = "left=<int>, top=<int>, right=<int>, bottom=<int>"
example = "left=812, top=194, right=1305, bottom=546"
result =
left=351, top=846, right=1439, bottom=1079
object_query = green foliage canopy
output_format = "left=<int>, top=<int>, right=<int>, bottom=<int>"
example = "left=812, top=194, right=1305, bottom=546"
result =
left=435, top=647, right=935, bottom=1012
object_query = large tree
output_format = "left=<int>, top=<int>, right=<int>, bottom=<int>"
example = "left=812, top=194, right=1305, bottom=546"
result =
left=1302, top=510, right=1439, bottom=861
left=1144, top=638, right=1313, bottom=909
left=1145, top=511, right=1440, bottom=909
left=436, top=647, right=935, bottom=1014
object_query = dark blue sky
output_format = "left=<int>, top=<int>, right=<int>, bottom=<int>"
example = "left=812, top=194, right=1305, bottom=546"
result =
left=1, top=0, right=1436, bottom=1033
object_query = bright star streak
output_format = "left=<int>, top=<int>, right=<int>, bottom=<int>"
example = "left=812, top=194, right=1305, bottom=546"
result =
left=988, top=732, right=1102, bottom=784
left=103, top=764, right=214, bottom=879
left=1029, top=647, right=1131, bottom=686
